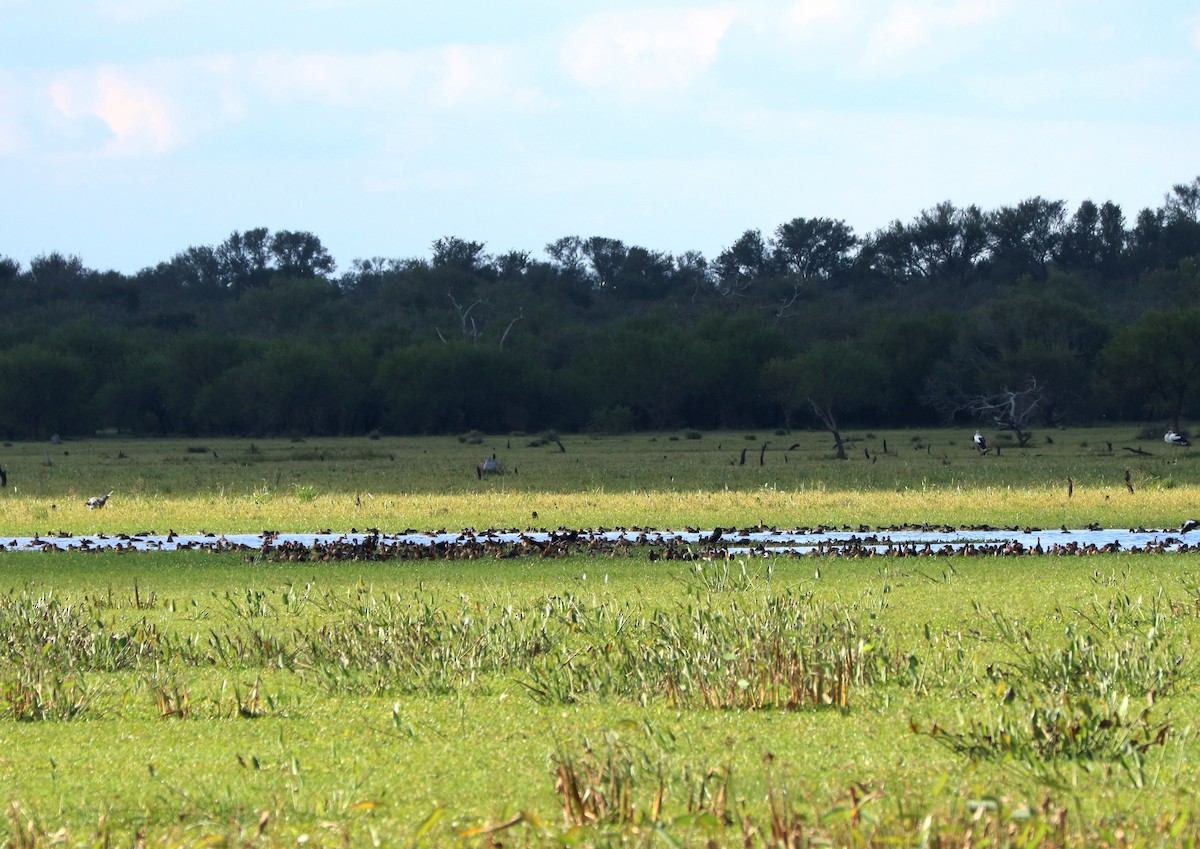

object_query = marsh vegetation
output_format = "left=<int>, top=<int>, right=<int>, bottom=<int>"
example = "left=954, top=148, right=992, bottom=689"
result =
left=0, top=427, right=1199, bottom=845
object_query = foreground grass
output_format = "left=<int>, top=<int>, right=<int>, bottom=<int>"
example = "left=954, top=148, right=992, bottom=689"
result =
left=1, top=552, right=1200, bottom=846
left=2, top=427, right=1200, bottom=846
left=0, top=425, right=1198, bottom=533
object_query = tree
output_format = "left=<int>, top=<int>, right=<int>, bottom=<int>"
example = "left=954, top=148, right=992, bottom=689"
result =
left=909, top=202, right=988, bottom=283
left=861, top=311, right=959, bottom=424
left=582, top=237, right=627, bottom=289
left=25, top=252, right=90, bottom=300
left=494, top=249, right=531, bottom=280
left=771, top=217, right=857, bottom=280
left=1056, top=200, right=1128, bottom=278
left=714, top=229, right=771, bottom=301
left=0, top=344, right=90, bottom=438
left=233, top=277, right=341, bottom=335
left=858, top=203, right=987, bottom=287
left=0, top=256, right=19, bottom=289
left=963, top=379, right=1049, bottom=447
left=922, top=285, right=1109, bottom=427
left=270, top=230, right=336, bottom=279
left=1097, top=201, right=1128, bottom=277
left=1159, top=176, right=1200, bottom=263
left=432, top=237, right=490, bottom=275
left=763, top=342, right=888, bottom=457
left=986, top=197, right=1066, bottom=281
left=1098, top=307, right=1200, bottom=430
left=147, top=245, right=226, bottom=302
left=544, top=236, right=593, bottom=305
left=216, top=228, right=272, bottom=289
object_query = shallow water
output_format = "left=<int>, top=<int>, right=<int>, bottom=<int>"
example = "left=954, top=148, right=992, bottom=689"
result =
left=3, top=525, right=1197, bottom=556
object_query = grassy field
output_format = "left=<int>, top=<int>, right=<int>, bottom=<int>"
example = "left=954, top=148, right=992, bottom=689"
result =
left=0, top=424, right=1198, bottom=533
left=1, top=553, right=1199, bottom=846
left=1, top=426, right=1200, bottom=846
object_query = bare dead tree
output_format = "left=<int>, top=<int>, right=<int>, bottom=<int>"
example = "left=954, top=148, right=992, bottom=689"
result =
left=966, top=378, right=1048, bottom=447
left=771, top=280, right=808, bottom=322
left=498, top=307, right=524, bottom=350
left=445, top=291, right=482, bottom=344
left=810, top=399, right=847, bottom=460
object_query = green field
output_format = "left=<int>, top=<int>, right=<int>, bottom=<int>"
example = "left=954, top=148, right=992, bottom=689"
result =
left=0, top=425, right=1198, bottom=533
left=1, top=428, right=1199, bottom=846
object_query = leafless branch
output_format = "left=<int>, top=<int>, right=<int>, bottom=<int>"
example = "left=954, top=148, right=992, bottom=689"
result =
left=966, top=378, right=1046, bottom=446
left=447, top=291, right=483, bottom=344
left=499, top=307, right=524, bottom=350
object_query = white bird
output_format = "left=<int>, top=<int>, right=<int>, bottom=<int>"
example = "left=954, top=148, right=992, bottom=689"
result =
left=86, top=491, right=113, bottom=509
left=1165, top=429, right=1190, bottom=447
left=973, top=431, right=989, bottom=454
left=1181, top=518, right=1200, bottom=534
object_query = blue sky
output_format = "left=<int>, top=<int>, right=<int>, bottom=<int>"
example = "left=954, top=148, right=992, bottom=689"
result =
left=2, top=0, right=1199, bottom=274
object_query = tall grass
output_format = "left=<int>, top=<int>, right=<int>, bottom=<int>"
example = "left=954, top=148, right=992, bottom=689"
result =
left=0, top=426, right=1197, bottom=533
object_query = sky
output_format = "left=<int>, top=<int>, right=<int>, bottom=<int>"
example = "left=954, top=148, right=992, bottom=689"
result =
left=2, top=0, right=1199, bottom=275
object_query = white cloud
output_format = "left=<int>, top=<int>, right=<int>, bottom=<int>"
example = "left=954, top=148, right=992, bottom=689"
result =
left=971, top=57, right=1189, bottom=109
left=95, top=0, right=198, bottom=23
left=859, top=0, right=1012, bottom=75
left=564, top=7, right=740, bottom=99
left=782, top=0, right=848, bottom=36
left=21, top=44, right=530, bottom=160
left=48, top=65, right=181, bottom=155
left=0, top=75, right=27, bottom=154
left=245, top=46, right=522, bottom=110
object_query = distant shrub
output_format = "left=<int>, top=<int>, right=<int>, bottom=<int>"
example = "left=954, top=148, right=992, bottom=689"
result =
left=587, top=406, right=634, bottom=435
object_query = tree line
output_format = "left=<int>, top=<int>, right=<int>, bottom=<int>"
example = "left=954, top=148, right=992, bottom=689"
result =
left=3, top=178, right=1200, bottom=442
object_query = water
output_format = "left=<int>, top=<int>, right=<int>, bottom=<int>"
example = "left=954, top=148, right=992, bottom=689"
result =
left=2, top=525, right=1196, bottom=555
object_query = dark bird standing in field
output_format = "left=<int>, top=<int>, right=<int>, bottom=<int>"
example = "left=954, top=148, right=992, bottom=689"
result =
left=974, top=431, right=989, bottom=454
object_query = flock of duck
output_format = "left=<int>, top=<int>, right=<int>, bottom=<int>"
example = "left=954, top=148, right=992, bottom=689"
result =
left=31, top=426, right=1193, bottom=560
left=8, top=522, right=1200, bottom=560
left=252, top=527, right=1200, bottom=562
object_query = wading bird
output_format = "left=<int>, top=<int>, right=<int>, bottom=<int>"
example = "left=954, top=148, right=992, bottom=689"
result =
left=1181, top=518, right=1200, bottom=534
left=973, top=431, right=989, bottom=454
left=1165, top=429, right=1190, bottom=447
left=86, top=491, right=113, bottom=509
